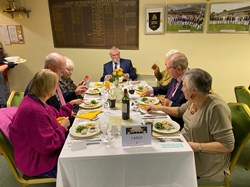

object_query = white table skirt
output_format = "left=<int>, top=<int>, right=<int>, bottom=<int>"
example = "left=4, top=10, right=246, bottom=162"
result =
left=56, top=81, right=197, bottom=187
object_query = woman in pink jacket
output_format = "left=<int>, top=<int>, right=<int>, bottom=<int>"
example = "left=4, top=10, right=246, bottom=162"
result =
left=11, top=69, right=82, bottom=177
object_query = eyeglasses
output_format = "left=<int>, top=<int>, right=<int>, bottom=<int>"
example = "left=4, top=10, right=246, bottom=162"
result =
left=166, top=66, right=176, bottom=70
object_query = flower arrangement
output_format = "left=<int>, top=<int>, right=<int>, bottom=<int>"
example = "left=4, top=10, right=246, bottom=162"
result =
left=109, top=68, right=123, bottom=83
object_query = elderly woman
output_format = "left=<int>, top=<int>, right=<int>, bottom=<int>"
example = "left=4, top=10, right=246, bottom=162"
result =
left=147, top=68, right=235, bottom=181
left=11, top=69, right=82, bottom=178
left=59, top=57, right=87, bottom=101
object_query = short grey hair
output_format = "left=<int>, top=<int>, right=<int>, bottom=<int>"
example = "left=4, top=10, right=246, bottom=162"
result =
left=183, top=68, right=212, bottom=94
left=109, top=46, right=120, bottom=55
left=65, top=56, right=75, bottom=70
left=165, top=49, right=179, bottom=59
left=169, top=52, right=188, bottom=70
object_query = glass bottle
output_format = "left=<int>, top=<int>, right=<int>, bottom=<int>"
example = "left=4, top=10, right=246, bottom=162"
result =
left=122, top=88, right=130, bottom=120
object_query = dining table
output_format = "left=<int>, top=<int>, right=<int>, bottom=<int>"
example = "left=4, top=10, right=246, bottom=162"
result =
left=56, top=81, right=198, bottom=187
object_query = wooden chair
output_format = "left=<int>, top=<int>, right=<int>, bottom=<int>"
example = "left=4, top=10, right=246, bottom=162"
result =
left=234, top=85, right=250, bottom=169
left=0, top=129, right=56, bottom=187
left=199, top=103, right=250, bottom=187
left=6, top=91, right=24, bottom=107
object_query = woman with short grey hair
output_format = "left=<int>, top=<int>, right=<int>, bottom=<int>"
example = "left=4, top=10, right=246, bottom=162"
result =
left=147, top=68, right=235, bottom=181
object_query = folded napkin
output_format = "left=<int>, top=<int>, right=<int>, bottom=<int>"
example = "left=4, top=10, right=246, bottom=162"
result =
left=136, top=91, right=143, bottom=95
left=75, top=110, right=102, bottom=120
left=94, top=82, right=104, bottom=87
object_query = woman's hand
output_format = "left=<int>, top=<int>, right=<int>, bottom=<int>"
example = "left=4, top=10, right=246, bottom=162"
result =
left=60, top=117, right=70, bottom=130
left=157, top=97, right=171, bottom=106
left=75, top=85, right=88, bottom=95
left=70, top=99, right=84, bottom=105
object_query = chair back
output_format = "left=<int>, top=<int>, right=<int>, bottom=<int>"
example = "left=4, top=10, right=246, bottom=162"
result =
left=228, top=102, right=250, bottom=172
left=234, top=86, right=250, bottom=107
left=0, top=129, right=56, bottom=186
left=0, top=129, right=25, bottom=182
left=7, top=91, right=24, bottom=107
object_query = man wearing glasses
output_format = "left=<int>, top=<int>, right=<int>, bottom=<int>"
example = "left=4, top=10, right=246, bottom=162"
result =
left=142, top=52, right=188, bottom=129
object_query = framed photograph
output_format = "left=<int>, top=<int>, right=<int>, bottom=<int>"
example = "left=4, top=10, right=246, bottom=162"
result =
left=208, top=2, right=250, bottom=33
left=166, top=3, right=206, bottom=33
left=145, top=5, right=165, bottom=35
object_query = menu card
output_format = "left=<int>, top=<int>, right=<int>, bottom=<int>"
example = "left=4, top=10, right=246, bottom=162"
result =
left=121, top=125, right=151, bottom=147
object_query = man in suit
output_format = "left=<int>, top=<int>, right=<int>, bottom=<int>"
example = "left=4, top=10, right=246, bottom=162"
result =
left=100, top=46, right=137, bottom=82
left=142, top=52, right=188, bottom=129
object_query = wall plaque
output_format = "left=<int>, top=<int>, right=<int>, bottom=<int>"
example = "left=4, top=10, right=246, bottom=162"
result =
left=48, top=0, right=139, bottom=49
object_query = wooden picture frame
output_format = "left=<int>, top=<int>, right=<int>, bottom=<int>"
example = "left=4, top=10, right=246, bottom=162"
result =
left=166, top=3, right=206, bottom=33
left=145, top=5, right=165, bottom=35
left=208, top=2, right=250, bottom=33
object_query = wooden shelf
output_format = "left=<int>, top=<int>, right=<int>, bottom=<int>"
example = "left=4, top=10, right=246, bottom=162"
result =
left=3, top=8, right=31, bottom=18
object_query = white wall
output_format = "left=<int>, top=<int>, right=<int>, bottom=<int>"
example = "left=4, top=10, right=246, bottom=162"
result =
left=0, top=0, right=250, bottom=102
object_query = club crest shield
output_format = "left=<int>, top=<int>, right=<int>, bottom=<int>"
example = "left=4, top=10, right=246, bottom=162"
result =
left=148, top=12, right=161, bottom=31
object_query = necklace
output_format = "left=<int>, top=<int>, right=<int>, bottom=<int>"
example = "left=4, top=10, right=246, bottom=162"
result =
left=189, top=103, right=198, bottom=115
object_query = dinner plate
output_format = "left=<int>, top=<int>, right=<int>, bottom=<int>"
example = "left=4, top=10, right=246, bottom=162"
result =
left=70, top=121, right=100, bottom=138
left=86, top=88, right=101, bottom=95
left=152, top=118, right=180, bottom=134
left=4, top=56, right=26, bottom=64
left=137, top=97, right=159, bottom=105
left=79, top=99, right=103, bottom=109
left=135, top=85, right=149, bottom=92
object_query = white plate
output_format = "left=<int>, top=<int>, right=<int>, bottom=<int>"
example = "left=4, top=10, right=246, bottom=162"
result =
left=4, top=56, right=26, bottom=64
left=86, top=88, right=101, bottom=95
left=79, top=99, right=103, bottom=109
left=152, top=118, right=180, bottom=134
left=70, top=121, right=100, bottom=138
left=137, top=97, right=159, bottom=105
left=135, top=85, right=149, bottom=92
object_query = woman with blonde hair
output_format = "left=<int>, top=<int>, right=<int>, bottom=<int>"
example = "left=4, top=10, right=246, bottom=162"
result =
left=11, top=69, right=78, bottom=178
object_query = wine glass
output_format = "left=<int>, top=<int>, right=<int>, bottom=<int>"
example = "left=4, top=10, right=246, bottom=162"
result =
left=128, top=86, right=135, bottom=99
left=99, top=114, right=109, bottom=140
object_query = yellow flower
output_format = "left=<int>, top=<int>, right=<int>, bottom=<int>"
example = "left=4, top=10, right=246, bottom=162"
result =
left=118, top=71, right=123, bottom=76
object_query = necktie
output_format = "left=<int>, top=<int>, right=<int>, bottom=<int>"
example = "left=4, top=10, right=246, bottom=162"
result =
left=167, top=79, right=178, bottom=99
left=56, top=86, right=66, bottom=106
left=114, top=62, right=118, bottom=70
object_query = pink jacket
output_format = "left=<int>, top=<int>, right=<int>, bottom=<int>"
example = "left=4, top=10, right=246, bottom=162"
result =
left=10, top=95, right=73, bottom=176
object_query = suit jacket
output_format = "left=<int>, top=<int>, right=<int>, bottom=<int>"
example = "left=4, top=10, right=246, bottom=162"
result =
left=100, top=58, right=137, bottom=81
left=153, top=78, right=187, bottom=107
left=153, top=78, right=187, bottom=129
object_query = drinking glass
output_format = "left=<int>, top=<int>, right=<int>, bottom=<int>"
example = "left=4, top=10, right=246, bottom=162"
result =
left=99, top=114, right=109, bottom=140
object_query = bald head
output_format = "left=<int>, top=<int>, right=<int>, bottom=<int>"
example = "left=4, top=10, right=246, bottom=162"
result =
left=44, top=52, right=66, bottom=78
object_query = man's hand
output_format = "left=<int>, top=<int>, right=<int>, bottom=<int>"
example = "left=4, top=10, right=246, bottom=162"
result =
left=104, top=74, right=112, bottom=81
left=141, top=88, right=151, bottom=97
left=123, top=73, right=129, bottom=80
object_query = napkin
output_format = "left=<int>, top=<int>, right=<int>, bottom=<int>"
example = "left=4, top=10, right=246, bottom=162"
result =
left=94, top=82, right=104, bottom=87
left=75, top=110, right=102, bottom=120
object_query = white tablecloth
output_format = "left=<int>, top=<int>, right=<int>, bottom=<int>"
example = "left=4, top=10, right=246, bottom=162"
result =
left=56, top=81, right=197, bottom=187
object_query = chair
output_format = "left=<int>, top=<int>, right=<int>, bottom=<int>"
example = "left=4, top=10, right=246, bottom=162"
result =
left=0, top=129, right=56, bottom=187
left=199, top=103, right=250, bottom=187
left=6, top=91, right=24, bottom=107
left=234, top=86, right=250, bottom=107
left=234, top=86, right=250, bottom=169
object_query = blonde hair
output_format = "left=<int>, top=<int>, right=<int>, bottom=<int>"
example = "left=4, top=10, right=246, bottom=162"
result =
left=30, top=69, right=58, bottom=97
